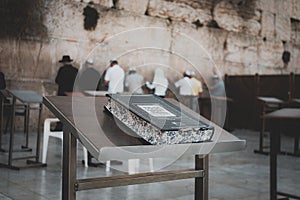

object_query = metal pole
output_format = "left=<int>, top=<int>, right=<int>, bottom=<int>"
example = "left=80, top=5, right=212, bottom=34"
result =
left=62, top=126, right=77, bottom=200
left=270, top=120, right=280, bottom=200
left=8, top=97, right=16, bottom=166
left=35, top=103, right=42, bottom=162
left=195, top=155, right=208, bottom=200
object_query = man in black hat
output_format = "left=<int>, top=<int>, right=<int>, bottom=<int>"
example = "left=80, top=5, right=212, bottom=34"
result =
left=52, top=55, right=78, bottom=131
left=55, top=55, right=78, bottom=96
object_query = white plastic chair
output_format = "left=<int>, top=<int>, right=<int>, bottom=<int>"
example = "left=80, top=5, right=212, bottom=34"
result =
left=42, top=118, right=88, bottom=167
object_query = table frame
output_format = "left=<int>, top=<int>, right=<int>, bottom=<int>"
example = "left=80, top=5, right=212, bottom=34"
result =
left=255, top=97, right=283, bottom=155
left=264, top=108, right=300, bottom=200
left=43, top=96, right=245, bottom=200
left=0, top=90, right=45, bottom=170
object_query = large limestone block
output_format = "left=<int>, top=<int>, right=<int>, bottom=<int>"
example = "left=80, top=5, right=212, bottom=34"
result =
left=116, top=0, right=149, bottom=15
left=44, top=2, right=89, bottom=40
left=275, top=14, right=291, bottom=41
left=292, top=0, right=300, bottom=20
left=73, top=0, right=113, bottom=7
left=275, top=0, right=293, bottom=18
left=225, top=32, right=258, bottom=69
left=255, top=0, right=276, bottom=13
left=214, top=1, right=261, bottom=36
left=147, top=0, right=212, bottom=25
left=257, top=39, right=283, bottom=68
left=261, top=11, right=275, bottom=39
left=213, top=1, right=244, bottom=32
left=93, top=11, right=171, bottom=69
left=286, top=44, right=300, bottom=71
left=172, top=23, right=227, bottom=62
left=244, top=19, right=261, bottom=36
left=171, top=23, right=227, bottom=79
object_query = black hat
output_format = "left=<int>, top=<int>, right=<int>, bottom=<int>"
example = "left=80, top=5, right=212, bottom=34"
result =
left=59, top=55, right=73, bottom=63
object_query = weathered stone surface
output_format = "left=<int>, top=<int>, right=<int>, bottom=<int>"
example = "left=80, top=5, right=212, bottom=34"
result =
left=116, top=0, right=149, bottom=14
left=275, top=0, right=293, bottom=18
left=261, top=11, right=275, bottom=39
left=225, top=33, right=258, bottom=70
left=244, top=19, right=261, bottom=36
left=214, top=1, right=261, bottom=36
left=147, top=0, right=212, bottom=25
left=170, top=23, right=227, bottom=79
left=285, top=44, right=300, bottom=72
left=255, top=0, right=276, bottom=13
left=275, top=14, right=291, bottom=41
left=257, top=39, right=284, bottom=68
left=292, top=0, right=300, bottom=20
left=291, top=19, right=300, bottom=45
left=74, top=0, right=113, bottom=7
left=172, top=22, right=227, bottom=62
left=213, top=1, right=244, bottom=32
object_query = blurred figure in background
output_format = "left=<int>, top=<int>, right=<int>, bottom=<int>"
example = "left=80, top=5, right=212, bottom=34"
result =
left=174, top=70, right=193, bottom=108
left=77, top=58, right=101, bottom=91
left=190, top=71, right=203, bottom=113
left=125, top=67, right=144, bottom=94
left=210, top=75, right=225, bottom=97
left=146, top=68, right=169, bottom=98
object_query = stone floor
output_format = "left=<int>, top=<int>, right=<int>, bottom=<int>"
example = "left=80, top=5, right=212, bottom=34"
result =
left=0, top=129, right=299, bottom=200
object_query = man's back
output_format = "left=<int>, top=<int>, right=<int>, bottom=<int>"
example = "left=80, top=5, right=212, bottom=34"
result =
left=105, top=64, right=125, bottom=93
left=55, top=64, right=78, bottom=96
left=125, top=72, right=144, bottom=94
left=191, top=77, right=203, bottom=96
left=77, top=68, right=101, bottom=91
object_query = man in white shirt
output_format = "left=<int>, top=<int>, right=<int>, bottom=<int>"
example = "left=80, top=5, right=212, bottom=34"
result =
left=104, top=59, right=125, bottom=93
left=174, top=70, right=193, bottom=109
left=175, top=70, right=193, bottom=95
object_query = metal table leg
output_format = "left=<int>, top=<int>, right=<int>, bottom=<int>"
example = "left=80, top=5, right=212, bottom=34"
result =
left=0, top=95, right=4, bottom=152
left=62, top=126, right=77, bottom=200
left=22, top=104, right=30, bottom=149
left=270, top=120, right=279, bottom=200
left=195, top=155, right=208, bottom=200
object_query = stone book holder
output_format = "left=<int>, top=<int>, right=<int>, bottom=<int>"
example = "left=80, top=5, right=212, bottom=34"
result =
left=105, top=94, right=214, bottom=145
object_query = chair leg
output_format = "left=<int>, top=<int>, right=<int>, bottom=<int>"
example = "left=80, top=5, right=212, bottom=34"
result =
left=42, top=133, right=49, bottom=164
left=149, top=158, right=154, bottom=172
left=82, top=146, right=88, bottom=168
left=106, top=161, right=111, bottom=172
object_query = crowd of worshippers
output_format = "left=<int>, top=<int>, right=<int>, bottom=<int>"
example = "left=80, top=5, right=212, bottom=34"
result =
left=54, top=55, right=225, bottom=108
left=50, top=55, right=225, bottom=107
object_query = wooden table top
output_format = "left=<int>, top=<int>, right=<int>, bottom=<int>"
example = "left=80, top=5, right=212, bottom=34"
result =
left=257, top=96, right=284, bottom=104
left=43, top=96, right=246, bottom=162
left=263, top=108, right=300, bottom=119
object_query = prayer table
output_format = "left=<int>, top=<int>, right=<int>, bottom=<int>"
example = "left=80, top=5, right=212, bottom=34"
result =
left=43, top=95, right=245, bottom=200
left=263, top=108, right=300, bottom=200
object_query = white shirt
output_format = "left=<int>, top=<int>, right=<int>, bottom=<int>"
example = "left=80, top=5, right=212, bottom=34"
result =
left=125, top=72, right=144, bottom=94
left=175, top=77, right=193, bottom=95
left=104, top=64, right=125, bottom=93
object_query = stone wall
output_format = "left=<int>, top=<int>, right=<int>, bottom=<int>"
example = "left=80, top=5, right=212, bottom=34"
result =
left=0, top=0, right=300, bottom=126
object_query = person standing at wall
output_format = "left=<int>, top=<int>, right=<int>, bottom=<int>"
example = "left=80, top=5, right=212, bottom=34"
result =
left=104, top=59, right=125, bottom=93
left=0, top=72, right=6, bottom=89
left=125, top=67, right=144, bottom=94
left=55, top=55, right=78, bottom=96
left=77, top=58, right=101, bottom=92
left=174, top=70, right=193, bottom=108
left=210, top=75, right=225, bottom=97
left=53, top=55, right=78, bottom=131
left=190, top=71, right=203, bottom=113
left=146, top=68, right=169, bottom=98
